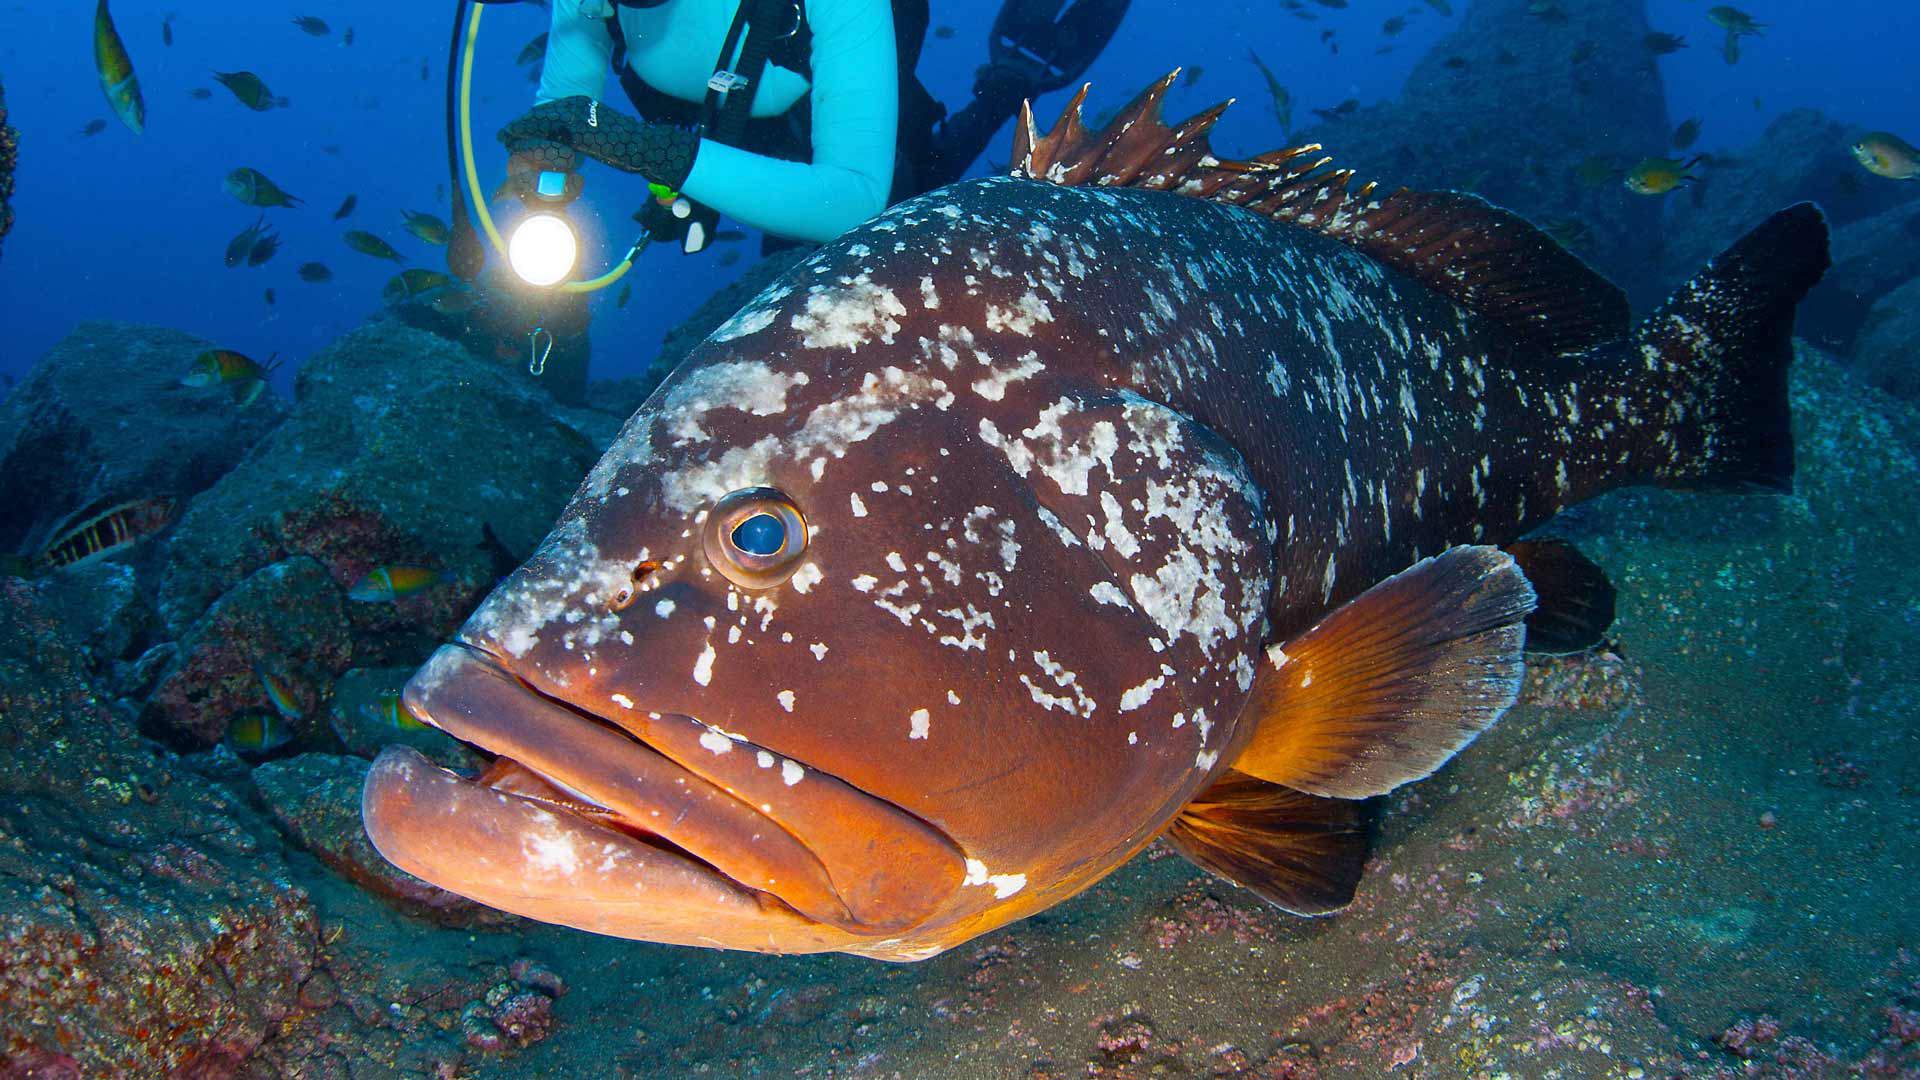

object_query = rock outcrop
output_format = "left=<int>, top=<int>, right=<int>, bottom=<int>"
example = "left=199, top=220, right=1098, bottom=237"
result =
left=0, top=580, right=321, bottom=1076
left=1287, top=0, right=1669, bottom=304
left=0, top=322, right=288, bottom=557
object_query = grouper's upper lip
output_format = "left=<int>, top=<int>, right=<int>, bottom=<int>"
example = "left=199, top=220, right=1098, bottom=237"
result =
left=385, top=642, right=967, bottom=936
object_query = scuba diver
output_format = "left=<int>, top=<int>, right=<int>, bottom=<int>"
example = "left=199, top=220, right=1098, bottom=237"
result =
left=496, top=0, right=1132, bottom=252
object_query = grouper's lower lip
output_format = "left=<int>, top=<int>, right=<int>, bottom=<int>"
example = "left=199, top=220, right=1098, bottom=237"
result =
left=362, top=643, right=966, bottom=951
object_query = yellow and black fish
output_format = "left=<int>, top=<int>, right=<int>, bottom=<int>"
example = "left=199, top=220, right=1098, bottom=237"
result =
left=382, top=268, right=452, bottom=303
left=213, top=70, right=287, bottom=111
left=401, top=211, right=450, bottom=246
left=93, top=0, right=145, bottom=134
left=181, top=348, right=278, bottom=406
left=364, top=75, right=1829, bottom=960
left=344, top=230, right=406, bottom=263
left=1851, top=132, right=1919, bottom=181
left=1624, top=155, right=1701, bottom=195
left=33, top=495, right=177, bottom=573
left=226, top=167, right=300, bottom=208
left=347, top=565, right=445, bottom=602
left=227, top=712, right=294, bottom=755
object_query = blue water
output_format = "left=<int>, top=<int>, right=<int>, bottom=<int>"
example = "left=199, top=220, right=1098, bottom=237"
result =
left=1, top=0, right=1916, bottom=390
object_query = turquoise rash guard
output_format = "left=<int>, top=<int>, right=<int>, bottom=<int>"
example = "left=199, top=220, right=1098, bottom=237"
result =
left=538, top=0, right=899, bottom=244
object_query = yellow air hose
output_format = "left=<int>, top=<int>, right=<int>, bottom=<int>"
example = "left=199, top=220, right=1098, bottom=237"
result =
left=459, top=4, right=637, bottom=294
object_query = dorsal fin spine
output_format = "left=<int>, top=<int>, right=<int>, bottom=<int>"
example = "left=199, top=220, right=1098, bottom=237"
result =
left=1009, top=72, right=1632, bottom=356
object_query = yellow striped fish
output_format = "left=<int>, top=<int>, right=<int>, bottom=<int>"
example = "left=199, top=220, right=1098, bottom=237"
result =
left=36, top=496, right=176, bottom=572
left=93, top=0, right=145, bottom=135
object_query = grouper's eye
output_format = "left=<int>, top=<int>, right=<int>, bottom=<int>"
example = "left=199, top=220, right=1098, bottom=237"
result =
left=702, top=487, right=808, bottom=590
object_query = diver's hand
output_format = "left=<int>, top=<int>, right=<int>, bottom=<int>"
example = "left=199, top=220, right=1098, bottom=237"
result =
left=498, top=97, right=698, bottom=189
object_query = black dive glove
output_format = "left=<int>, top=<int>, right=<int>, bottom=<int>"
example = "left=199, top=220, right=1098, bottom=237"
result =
left=498, top=97, right=699, bottom=190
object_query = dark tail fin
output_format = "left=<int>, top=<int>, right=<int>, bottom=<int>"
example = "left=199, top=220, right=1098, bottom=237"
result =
left=1636, top=203, right=1830, bottom=493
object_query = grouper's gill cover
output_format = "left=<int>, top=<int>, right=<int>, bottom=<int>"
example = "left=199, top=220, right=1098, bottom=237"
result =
left=363, top=73, right=1831, bottom=960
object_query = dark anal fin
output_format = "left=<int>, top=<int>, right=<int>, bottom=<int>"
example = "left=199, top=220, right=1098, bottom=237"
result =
left=1505, top=539, right=1616, bottom=654
left=1011, top=73, right=1632, bottom=356
left=1164, top=770, right=1367, bottom=916
left=1233, top=546, right=1536, bottom=799
left=1637, top=203, right=1830, bottom=493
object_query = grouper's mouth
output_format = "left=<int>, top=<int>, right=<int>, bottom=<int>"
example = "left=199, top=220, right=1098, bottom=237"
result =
left=361, top=643, right=967, bottom=954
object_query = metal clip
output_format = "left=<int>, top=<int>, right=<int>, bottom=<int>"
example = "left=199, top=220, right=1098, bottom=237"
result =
left=707, top=70, right=751, bottom=100
left=528, top=327, right=553, bottom=377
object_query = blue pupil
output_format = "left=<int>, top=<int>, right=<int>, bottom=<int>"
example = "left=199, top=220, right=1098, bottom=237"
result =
left=731, top=513, right=786, bottom=557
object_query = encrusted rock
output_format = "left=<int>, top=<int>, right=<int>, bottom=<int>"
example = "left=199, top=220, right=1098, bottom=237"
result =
left=1289, top=0, right=1668, bottom=304
left=0, top=321, right=288, bottom=556
left=1852, top=275, right=1920, bottom=402
left=0, top=580, right=320, bottom=1076
left=142, top=556, right=353, bottom=749
left=252, top=753, right=513, bottom=926
left=157, top=322, right=599, bottom=647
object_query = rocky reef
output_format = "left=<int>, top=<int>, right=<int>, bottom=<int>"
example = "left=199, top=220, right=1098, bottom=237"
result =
left=1291, top=0, right=1669, bottom=305
left=0, top=76, right=15, bottom=259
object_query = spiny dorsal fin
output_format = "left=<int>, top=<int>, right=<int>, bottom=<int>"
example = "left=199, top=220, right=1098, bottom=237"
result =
left=1011, top=73, right=1632, bottom=357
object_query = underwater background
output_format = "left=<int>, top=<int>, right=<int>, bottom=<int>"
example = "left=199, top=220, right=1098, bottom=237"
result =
left=2, top=0, right=1920, bottom=1077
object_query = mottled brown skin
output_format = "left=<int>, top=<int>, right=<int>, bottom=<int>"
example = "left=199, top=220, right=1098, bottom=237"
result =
left=365, top=139, right=1819, bottom=959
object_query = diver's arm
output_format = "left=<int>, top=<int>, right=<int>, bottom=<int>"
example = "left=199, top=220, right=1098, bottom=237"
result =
left=679, top=0, right=898, bottom=244
left=536, top=0, right=615, bottom=105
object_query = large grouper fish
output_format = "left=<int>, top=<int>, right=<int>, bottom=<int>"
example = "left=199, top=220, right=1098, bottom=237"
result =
left=364, top=74, right=1830, bottom=960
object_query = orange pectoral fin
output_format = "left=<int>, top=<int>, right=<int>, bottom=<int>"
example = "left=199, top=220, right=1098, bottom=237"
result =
left=1164, top=770, right=1368, bottom=916
left=1230, top=545, right=1537, bottom=800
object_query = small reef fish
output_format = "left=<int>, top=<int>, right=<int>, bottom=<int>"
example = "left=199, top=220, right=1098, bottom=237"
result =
left=226, top=167, right=301, bottom=208
left=1851, top=132, right=1919, bottom=181
left=80, top=119, right=107, bottom=137
left=1311, top=98, right=1358, bottom=123
left=383, top=268, right=452, bottom=303
left=402, top=211, right=451, bottom=245
left=31, top=495, right=177, bottom=573
left=256, top=665, right=305, bottom=720
left=1709, top=6, right=1763, bottom=64
left=225, top=217, right=272, bottom=268
left=615, top=282, right=632, bottom=308
left=1574, top=154, right=1620, bottom=187
left=1421, top=0, right=1452, bottom=14
left=365, top=692, right=432, bottom=732
left=93, top=0, right=145, bottom=135
left=343, top=27, right=354, bottom=47
left=227, top=713, right=293, bottom=755
left=1246, top=50, right=1292, bottom=134
left=1643, top=31, right=1687, bottom=56
left=1624, top=155, right=1701, bottom=195
left=347, top=566, right=445, bottom=602
left=344, top=230, right=406, bottom=263
left=181, top=349, right=278, bottom=407
left=188, top=87, right=212, bottom=100
left=517, top=32, right=549, bottom=66
left=297, top=261, right=333, bottom=282
left=161, top=12, right=174, bottom=47
left=292, top=15, right=330, bottom=36
left=1673, top=117, right=1703, bottom=150
left=333, top=194, right=358, bottom=220
left=246, top=227, right=280, bottom=267
left=364, top=74, right=1830, bottom=960
left=213, top=71, right=288, bottom=111
left=263, top=288, right=276, bottom=307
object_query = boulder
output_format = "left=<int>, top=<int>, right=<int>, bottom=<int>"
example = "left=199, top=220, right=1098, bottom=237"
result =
left=0, top=579, right=320, bottom=1076
left=142, top=556, right=353, bottom=750
left=1799, top=199, right=1920, bottom=354
left=0, top=322, right=288, bottom=557
left=156, top=321, right=600, bottom=650
left=1851, top=275, right=1920, bottom=402
left=1287, top=0, right=1669, bottom=304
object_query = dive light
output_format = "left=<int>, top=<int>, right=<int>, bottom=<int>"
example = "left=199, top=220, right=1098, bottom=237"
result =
left=507, top=173, right=580, bottom=288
